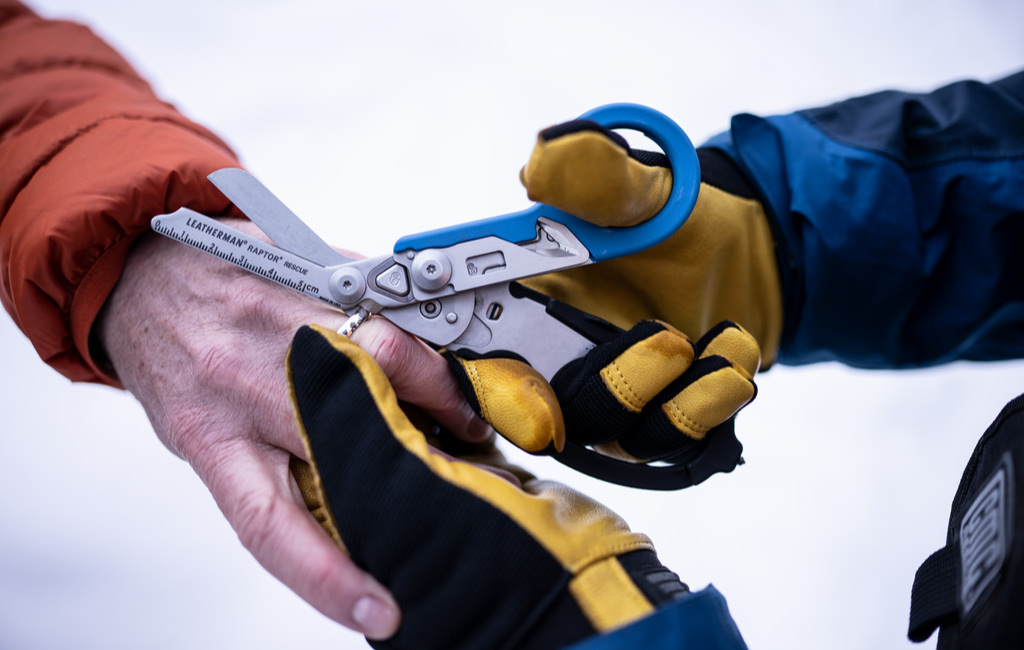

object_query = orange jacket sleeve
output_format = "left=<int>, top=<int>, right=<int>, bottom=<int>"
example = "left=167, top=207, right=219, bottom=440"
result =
left=0, top=1, right=242, bottom=386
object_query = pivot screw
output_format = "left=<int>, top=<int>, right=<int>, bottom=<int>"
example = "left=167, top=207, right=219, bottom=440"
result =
left=331, top=267, right=366, bottom=304
left=410, top=250, right=452, bottom=291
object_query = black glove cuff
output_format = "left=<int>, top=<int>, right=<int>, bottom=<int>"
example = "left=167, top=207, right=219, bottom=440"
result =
left=697, top=147, right=758, bottom=200
left=540, top=119, right=671, bottom=169
left=515, top=550, right=688, bottom=650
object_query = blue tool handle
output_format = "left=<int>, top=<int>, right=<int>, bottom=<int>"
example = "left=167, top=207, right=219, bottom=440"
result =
left=393, top=103, right=700, bottom=262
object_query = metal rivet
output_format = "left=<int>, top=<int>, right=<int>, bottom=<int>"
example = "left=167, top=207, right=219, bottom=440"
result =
left=330, top=267, right=366, bottom=304
left=411, top=250, right=452, bottom=291
left=420, top=300, right=442, bottom=319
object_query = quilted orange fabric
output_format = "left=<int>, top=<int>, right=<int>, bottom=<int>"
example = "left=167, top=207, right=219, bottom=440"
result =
left=0, top=1, right=241, bottom=385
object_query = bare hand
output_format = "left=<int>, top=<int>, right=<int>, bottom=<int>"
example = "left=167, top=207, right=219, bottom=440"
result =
left=98, top=218, right=490, bottom=639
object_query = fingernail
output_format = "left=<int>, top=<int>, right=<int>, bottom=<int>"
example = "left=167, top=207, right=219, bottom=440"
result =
left=353, top=595, right=400, bottom=639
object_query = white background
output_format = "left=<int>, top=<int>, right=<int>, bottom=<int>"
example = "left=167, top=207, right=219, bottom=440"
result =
left=2, top=1, right=1023, bottom=648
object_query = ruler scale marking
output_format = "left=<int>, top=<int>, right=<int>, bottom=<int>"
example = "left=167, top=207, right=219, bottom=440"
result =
left=153, top=211, right=343, bottom=309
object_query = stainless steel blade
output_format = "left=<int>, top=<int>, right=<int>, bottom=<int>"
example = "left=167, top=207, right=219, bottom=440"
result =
left=208, top=168, right=354, bottom=267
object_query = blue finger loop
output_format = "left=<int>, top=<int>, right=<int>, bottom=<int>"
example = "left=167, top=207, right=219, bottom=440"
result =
left=393, top=103, right=700, bottom=263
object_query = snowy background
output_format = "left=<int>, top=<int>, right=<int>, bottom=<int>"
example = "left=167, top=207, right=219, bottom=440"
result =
left=2, top=1, right=1023, bottom=648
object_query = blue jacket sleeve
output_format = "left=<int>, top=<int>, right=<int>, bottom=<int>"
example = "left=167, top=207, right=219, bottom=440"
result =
left=566, top=585, right=747, bottom=650
left=704, top=71, right=1024, bottom=369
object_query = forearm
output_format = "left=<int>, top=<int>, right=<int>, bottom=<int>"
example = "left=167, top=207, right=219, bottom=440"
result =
left=0, top=1, right=240, bottom=384
left=705, top=71, right=1024, bottom=368
left=96, top=223, right=309, bottom=457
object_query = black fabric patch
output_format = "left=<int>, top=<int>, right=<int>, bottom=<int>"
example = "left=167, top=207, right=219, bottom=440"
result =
left=541, top=119, right=629, bottom=148
left=618, top=550, right=690, bottom=606
left=696, top=148, right=758, bottom=199
left=801, top=70, right=1024, bottom=167
left=539, top=118, right=670, bottom=168
left=511, top=583, right=596, bottom=649
left=442, top=351, right=485, bottom=418
left=909, top=546, right=960, bottom=641
left=508, top=282, right=624, bottom=346
left=552, top=321, right=672, bottom=446
left=631, top=147, right=671, bottom=168
left=618, top=355, right=734, bottom=461
left=289, top=327, right=583, bottom=650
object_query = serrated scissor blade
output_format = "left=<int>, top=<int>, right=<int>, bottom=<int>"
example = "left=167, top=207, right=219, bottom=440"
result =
left=208, top=168, right=354, bottom=267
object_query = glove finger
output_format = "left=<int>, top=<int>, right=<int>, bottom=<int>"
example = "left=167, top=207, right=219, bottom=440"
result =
left=551, top=320, right=696, bottom=446
left=444, top=351, right=565, bottom=454
left=693, top=319, right=762, bottom=377
left=520, top=119, right=672, bottom=227
left=614, top=355, right=756, bottom=461
left=614, top=321, right=760, bottom=461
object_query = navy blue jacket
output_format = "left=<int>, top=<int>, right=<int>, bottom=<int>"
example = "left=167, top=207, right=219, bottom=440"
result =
left=569, top=586, right=747, bottom=650
left=566, top=72, right=1024, bottom=650
left=705, top=71, right=1024, bottom=369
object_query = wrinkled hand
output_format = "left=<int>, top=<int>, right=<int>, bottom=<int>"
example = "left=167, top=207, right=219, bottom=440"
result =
left=97, top=218, right=490, bottom=639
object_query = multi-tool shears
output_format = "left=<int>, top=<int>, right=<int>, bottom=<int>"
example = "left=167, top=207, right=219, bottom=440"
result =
left=152, top=103, right=744, bottom=490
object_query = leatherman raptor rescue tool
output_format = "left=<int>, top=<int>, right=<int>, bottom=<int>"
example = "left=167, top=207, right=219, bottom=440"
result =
left=152, top=103, right=741, bottom=490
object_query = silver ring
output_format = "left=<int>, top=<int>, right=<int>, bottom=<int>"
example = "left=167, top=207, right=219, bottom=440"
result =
left=338, top=308, right=370, bottom=338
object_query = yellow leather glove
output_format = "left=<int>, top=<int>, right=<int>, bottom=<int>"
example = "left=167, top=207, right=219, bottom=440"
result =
left=445, top=318, right=760, bottom=473
left=439, top=119, right=773, bottom=488
left=520, top=119, right=783, bottom=368
left=287, top=325, right=691, bottom=649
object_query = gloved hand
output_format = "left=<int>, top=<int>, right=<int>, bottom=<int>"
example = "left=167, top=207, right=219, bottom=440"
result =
left=520, top=119, right=783, bottom=368
left=287, top=324, right=692, bottom=650
left=438, top=118, right=772, bottom=483
left=445, top=319, right=760, bottom=464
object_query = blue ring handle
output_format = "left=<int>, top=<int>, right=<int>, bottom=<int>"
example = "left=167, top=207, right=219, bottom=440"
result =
left=393, top=104, right=700, bottom=262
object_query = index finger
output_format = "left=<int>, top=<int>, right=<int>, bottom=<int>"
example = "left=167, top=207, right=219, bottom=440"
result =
left=350, top=316, right=493, bottom=443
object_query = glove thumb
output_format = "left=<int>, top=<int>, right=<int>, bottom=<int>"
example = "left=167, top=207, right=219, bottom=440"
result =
left=444, top=351, right=566, bottom=455
left=520, top=119, right=672, bottom=227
